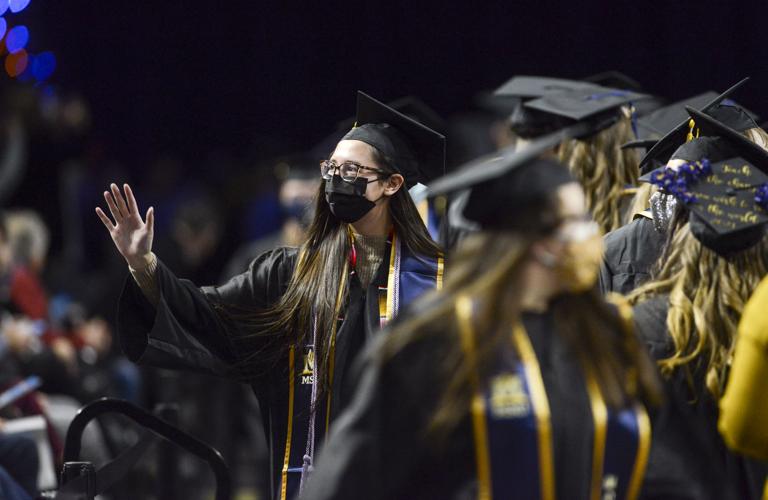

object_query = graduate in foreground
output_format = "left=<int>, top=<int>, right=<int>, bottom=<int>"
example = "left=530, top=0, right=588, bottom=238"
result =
left=302, top=135, right=662, bottom=500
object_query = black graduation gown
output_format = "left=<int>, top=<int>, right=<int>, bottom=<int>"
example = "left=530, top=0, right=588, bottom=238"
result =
left=303, top=308, right=649, bottom=500
left=116, top=246, right=401, bottom=500
left=600, top=216, right=665, bottom=295
left=633, top=296, right=768, bottom=500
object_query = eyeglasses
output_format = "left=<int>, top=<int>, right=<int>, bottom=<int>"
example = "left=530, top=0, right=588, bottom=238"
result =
left=319, top=160, right=389, bottom=183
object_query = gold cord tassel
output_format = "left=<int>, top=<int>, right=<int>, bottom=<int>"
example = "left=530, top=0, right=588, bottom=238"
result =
left=686, top=118, right=699, bottom=142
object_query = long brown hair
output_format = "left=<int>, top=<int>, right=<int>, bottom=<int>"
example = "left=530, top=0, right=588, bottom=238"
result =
left=230, top=147, right=442, bottom=391
left=628, top=221, right=768, bottom=398
left=557, top=110, right=640, bottom=234
left=383, top=205, right=661, bottom=438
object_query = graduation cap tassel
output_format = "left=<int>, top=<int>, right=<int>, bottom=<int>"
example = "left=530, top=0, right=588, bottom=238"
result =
left=686, top=118, right=700, bottom=142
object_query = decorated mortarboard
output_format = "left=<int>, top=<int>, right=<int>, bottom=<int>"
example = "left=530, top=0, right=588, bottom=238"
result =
left=426, top=124, right=589, bottom=231
left=641, top=110, right=768, bottom=255
left=639, top=77, right=751, bottom=174
left=341, top=91, right=446, bottom=187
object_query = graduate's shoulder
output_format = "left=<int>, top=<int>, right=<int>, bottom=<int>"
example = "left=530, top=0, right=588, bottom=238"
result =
left=603, top=216, right=656, bottom=253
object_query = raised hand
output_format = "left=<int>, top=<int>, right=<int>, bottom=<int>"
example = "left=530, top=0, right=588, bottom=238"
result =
left=95, top=183, right=155, bottom=269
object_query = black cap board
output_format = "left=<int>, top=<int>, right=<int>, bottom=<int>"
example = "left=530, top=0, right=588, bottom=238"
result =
left=641, top=110, right=768, bottom=255
left=341, top=91, right=446, bottom=187
left=638, top=77, right=751, bottom=173
left=634, top=92, right=719, bottom=140
left=493, top=76, right=603, bottom=100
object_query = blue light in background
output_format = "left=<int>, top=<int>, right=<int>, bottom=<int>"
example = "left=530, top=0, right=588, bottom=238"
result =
left=31, top=50, right=55, bottom=81
left=6, top=25, right=29, bottom=53
left=0, top=0, right=8, bottom=17
left=0, top=18, right=6, bottom=39
left=9, top=0, right=30, bottom=14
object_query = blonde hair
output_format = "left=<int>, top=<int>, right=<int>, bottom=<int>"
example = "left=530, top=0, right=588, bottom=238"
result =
left=557, top=109, right=640, bottom=233
left=744, top=126, right=768, bottom=151
left=625, top=183, right=657, bottom=223
left=628, top=223, right=768, bottom=398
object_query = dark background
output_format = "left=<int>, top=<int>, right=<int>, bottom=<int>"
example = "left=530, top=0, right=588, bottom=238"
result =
left=5, top=1, right=768, bottom=265
left=31, top=1, right=768, bottom=165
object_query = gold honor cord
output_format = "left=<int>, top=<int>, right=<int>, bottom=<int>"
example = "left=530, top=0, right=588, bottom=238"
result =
left=436, top=255, right=445, bottom=290
left=456, top=296, right=492, bottom=500
left=511, top=324, right=556, bottom=500
left=280, top=347, right=296, bottom=500
left=582, top=363, right=608, bottom=500
left=324, top=260, right=349, bottom=436
left=763, top=479, right=768, bottom=500
left=625, top=403, right=651, bottom=500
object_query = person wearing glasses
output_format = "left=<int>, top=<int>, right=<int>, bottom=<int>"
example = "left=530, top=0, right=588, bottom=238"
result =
left=302, top=140, right=661, bottom=500
left=95, top=92, right=445, bottom=500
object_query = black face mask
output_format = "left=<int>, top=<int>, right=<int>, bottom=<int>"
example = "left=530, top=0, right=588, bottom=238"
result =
left=324, top=175, right=377, bottom=223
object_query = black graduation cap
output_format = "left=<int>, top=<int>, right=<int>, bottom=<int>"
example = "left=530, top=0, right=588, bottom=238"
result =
left=634, top=92, right=719, bottom=140
left=637, top=136, right=733, bottom=184
left=641, top=109, right=768, bottom=255
left=341, top=91, right=446, bottom=187
left=582, top=70, right=645, bottom=92
left=493, top=76, right=603, bottom=100
left=492, top=76, right=604, bottom=138
left=685, top=156, right=768, bottom=251
left=516, top=85, right=649, bottom=139
left=494, top=78, right=647, bottom=140
left=522, top=85, right=647, bottom=120
left=582, top=70, right=666, bottom=118
left=426, top=125, right=589, bottom=231
left=686, top=106, right=768, bottom=175
left=638, top=77, right=751, bottom=174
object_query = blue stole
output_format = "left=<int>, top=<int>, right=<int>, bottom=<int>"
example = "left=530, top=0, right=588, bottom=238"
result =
left=279, top=233, right=444, bottom=500
left=457, top=298, right=651, bottom=500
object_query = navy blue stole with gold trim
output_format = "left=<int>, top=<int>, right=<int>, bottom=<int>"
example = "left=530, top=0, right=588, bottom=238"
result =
left=278, top=234, right=443, bottom=500
left=457, top=299, right=651, bottom=500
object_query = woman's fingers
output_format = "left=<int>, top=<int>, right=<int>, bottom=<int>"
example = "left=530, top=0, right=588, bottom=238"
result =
left=95, top=207, right=115, bottom=232
left=124, top=184, right=140, bottom=216
left=146, top=206, right=154, bottom=235
left=111, top=183, right=130, bottom=218
left=104, top=190, right=122, bottom=222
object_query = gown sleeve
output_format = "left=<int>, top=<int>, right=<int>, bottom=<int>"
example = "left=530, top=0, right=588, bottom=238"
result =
left=116, top=246, right=298, bottom=379
left=719, top=275, right=768, bottom=460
